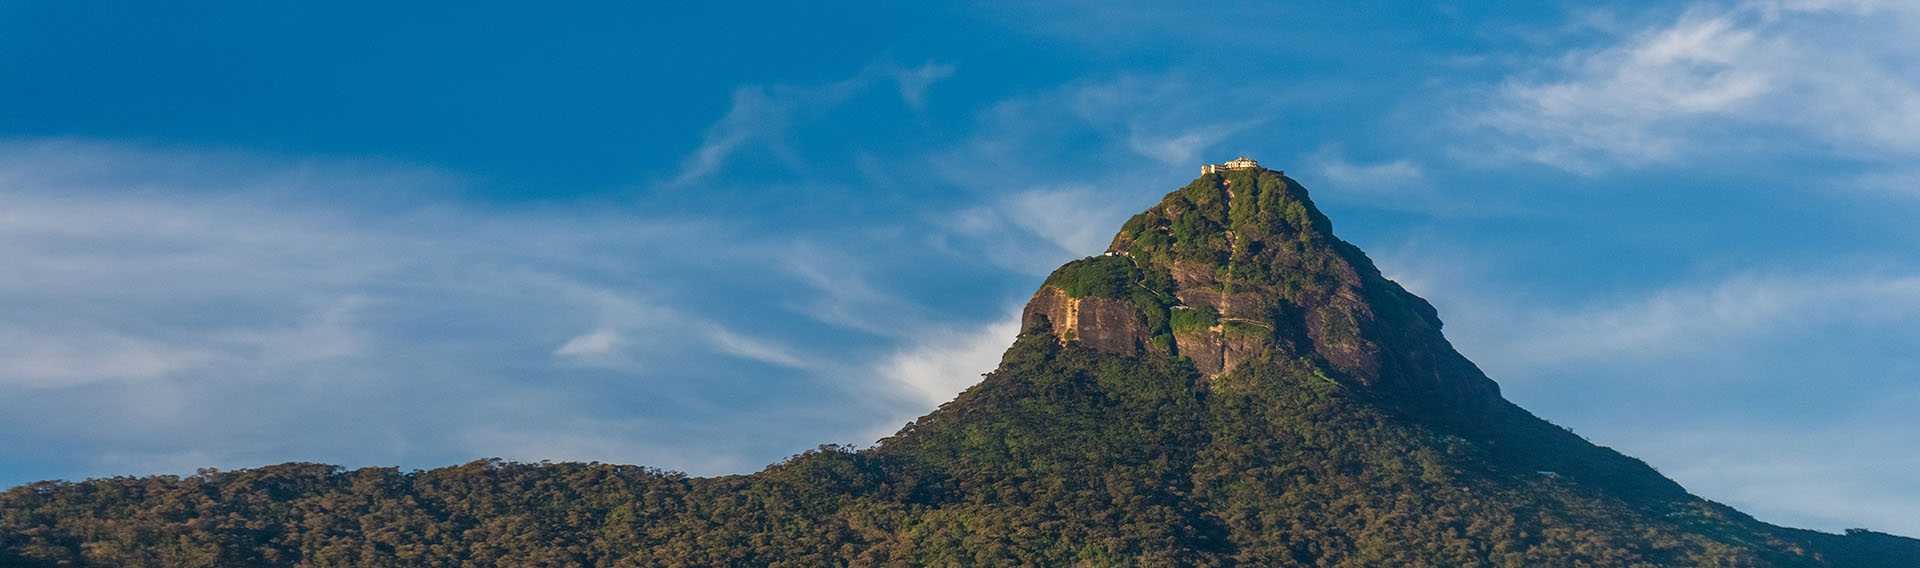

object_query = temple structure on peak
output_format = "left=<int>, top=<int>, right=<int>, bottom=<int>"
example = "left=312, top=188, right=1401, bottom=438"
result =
left=1201, top=156, right=1264, bottom=175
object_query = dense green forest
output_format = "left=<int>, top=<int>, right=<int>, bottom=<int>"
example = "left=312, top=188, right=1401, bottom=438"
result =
left=5, top=169, right=1915, bottom=566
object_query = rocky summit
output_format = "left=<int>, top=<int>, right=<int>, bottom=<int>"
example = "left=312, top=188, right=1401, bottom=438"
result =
left=4, top=165, right=1916, bottom=567
left=1026, top=165, right=1495, bottom=401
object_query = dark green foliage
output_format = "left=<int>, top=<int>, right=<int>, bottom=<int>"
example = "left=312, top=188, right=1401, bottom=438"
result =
left=1815, top=529, right=1920, bottom=567
left=1170, top=306, right=1220, bottom=333
left=1117, top=170, right=1346, bottom=304
left=1043, top=255, right=1135, bottom=300
left=1135, top=264, right=1179, bottom=343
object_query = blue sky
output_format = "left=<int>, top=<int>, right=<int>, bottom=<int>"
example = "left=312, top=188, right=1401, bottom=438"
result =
left=4, top=0, right=1918, bottom=537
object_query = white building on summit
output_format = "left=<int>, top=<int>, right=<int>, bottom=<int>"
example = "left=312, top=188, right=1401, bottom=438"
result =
left=1201, top=156, right=1263, bottom=175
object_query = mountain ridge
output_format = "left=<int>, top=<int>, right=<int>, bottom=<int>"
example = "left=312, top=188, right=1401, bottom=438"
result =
left=4, top=166, right=1915, bottom=567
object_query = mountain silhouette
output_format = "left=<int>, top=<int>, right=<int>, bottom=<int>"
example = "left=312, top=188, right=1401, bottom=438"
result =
left=4, top=164, right=1915, bottom=567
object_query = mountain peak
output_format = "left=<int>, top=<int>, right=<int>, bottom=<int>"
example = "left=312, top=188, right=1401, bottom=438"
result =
left=1023, top=166, right=1497, bottom=406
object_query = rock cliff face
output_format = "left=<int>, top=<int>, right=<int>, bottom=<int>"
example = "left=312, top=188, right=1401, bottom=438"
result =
left=1020, top=286, right=1153, bottom=356
left=1022, top=166, right=1500, bottom=407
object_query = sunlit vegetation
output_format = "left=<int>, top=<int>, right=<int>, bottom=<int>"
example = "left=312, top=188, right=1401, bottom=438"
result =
left=1169, top=305, right=1219, bottom=333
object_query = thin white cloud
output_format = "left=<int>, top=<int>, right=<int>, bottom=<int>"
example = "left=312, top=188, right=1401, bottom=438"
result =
left=670, top=85, right=802, bottom=186
left=1468, top=1, right=1920, bottom=173
left=669, top=60, right=956, bottom=185
left=1849, top=167, right=1920, bottom=199
left=704, top=327, right=813, bottom=370
left=1380, top=244, right=1920, bottom=378
left=555, top=329, right=623, bottom=358
left=1473, top=7, right=1771, bottom=171
left=1315, top=154, right=1426, bottom=191
left=219, top=296, right=370, bottom=365
left=935, top=184, right=1143, bottom=276
left=1128, top=129, right=1241, bottom=167
left=1066, top=74, right=1269, bottom=166
left=881, top=61, right=956, bottom=110
left=1303, top=144, right=1457, bottom=213
left=872, top=309, right=1021, bottom=410
left=773, top=240, right=932, bottom=336
left=1001, top=185, right=1134, bottom=256
left=0, top=331, right=213, bottom=389
left=1479, top=273, right=1920, bottom=373
left=937, top=203, right=1084, bottom=276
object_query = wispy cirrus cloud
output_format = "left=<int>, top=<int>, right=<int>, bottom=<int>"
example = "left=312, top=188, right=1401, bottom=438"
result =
left=883, top=61, right=956, bottom=110
left=1458, top=272, right=1920, bottom=375
left=1066, top=74, right=1272, bottom=167
left=1314, top=153, right=1425, bottom=191
left=1380, top=242, right=1920, bottom=380
left=1466, top=1, right=1920, bottom=174
left=0, top=331, right=215, bottom=389
left=669, top=60, right=955, bottom=186
left=1301, top=144, right=1463, bottom=213
left=870, top=309, right=1022, bottom=423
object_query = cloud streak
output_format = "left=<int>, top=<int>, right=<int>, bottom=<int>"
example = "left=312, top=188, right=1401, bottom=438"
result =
left=669, top=60, right=956, bottom=185
left=870, top=308, right=1023, bottom=438
left=1468, top=1, right=1920, bottom=173
left=1458, top=272, right=1920, bottom=374
left=0, top=331, right=214, bottom=389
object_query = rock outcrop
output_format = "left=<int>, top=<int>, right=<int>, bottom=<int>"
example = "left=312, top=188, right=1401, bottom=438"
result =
left=1020, top=166, right=1500, bottom=406
left=1020, top=286, right=1153, bottom=356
